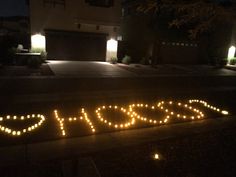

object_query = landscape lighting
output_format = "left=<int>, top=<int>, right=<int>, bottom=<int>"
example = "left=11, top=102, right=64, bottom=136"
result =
left=107, top=38, right=118, bottom=52
left=106, top=38, right=118, bottom=61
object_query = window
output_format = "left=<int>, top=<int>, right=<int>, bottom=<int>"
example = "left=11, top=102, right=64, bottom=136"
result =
left=85, top=0, right=114, bottom=8
left=43, top=0, right=66, bottom=8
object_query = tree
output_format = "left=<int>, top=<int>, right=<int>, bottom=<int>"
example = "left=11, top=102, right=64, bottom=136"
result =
left=128, top=0, right=236, bottom=64
left=137, top=0, right=236, bottom=39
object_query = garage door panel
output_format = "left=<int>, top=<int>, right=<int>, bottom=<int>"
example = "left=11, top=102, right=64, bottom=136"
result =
left=45, top=30, right=107, bottom=61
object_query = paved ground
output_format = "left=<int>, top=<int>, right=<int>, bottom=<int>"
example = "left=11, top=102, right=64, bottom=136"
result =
left=47, top=60, right=236, bottom=77
left=0, top=60, right=236, bottom=104
left=47, top=61, right=135, bottom=77
left=0, top=61, right=236, bottom=176
left=0, top=115, right=234, bottom=165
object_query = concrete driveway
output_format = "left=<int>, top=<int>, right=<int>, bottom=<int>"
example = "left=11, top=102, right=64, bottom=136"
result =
left=47, top=60, right=135, bottom=77
left=47, top=60, right=236, bottom=77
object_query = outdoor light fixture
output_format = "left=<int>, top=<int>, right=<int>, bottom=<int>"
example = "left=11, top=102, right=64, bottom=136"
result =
left=106, top=38, right=118, bottom=61
left=31, top=34, right=46, bottom=51
left=107, top=38, right=118, bottom=52
left=227, top=46, right=236, bottom=60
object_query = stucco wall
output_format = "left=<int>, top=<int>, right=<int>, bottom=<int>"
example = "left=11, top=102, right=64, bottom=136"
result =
left=30, top=0, right=121, bottom=38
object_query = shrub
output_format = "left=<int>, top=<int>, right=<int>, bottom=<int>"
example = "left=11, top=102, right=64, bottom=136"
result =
left=109, top=57, right=118, bottom=64
left=218, top=59, right=228, bottom=67
left=6, top=47, right=17, bottom=64
left=140, top=57, right=148, bottom=65
left=229, top=58, right=236, bottom=65
left=27, top=56, right=42, bottom=68
left=30, top=48, right=44, bottom=53
left=40, top=51, right=47, bottom=62
left=122, top=55, right=132, bottom=65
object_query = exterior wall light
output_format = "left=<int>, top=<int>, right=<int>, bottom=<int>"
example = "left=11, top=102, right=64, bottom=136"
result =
left=227, top=46, right=235, bottom=60
left=31, top=34, right=46, bottom=52
left=106, top=38, right=118, bottom=61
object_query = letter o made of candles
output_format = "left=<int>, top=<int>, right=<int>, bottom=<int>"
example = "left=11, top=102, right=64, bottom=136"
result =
left=95, top=105, right=135, bottom=129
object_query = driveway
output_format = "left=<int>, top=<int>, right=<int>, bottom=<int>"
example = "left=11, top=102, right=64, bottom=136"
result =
left=47, top=60, right=135, bottom=77
left=47, top=60, right=236, bottom=77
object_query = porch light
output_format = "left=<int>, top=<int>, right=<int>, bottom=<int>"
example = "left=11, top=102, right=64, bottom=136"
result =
left=31, top=34, right=46, bottom=51
left=228, top=46, right=235, bottom=60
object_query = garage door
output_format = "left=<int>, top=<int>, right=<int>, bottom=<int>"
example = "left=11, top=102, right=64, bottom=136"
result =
left=45, top=30, right=107, bottom=61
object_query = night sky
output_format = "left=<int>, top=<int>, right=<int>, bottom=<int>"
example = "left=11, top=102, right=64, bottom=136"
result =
left=0, top=0, right=28, bottom=17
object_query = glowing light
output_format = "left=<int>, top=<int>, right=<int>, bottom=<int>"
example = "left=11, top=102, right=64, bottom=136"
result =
left=107, top=39, right=118, bottom=52
left=31, top=34, right=46, bottom=51
left=129, top=103, right=171, bottom=125
left=228, top=46, right=236, bottom=60
left=54, top=109, right=96, bottom=136
left=157, top=101, right=204, bottom=120
left=188, top=99, right=229, bottom=116
left=95, top=105, right=135, bottom=129
left=0, top=114, right=45, bottom=136
left=0, top=99, right=230, bottom=138
left=154, top=153, right=159, bottom=160
left=106, top=38, right=118, bottom=61
left=222, top=110, right=229, bottom=115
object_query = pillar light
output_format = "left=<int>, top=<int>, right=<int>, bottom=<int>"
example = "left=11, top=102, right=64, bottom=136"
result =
left=106, top=38, right=118, bottom=61
left=228, top=46, right=236, bottom=60
left=31, top=34, right=46, bottom=51
left=107, top=38, right=118, bottom=52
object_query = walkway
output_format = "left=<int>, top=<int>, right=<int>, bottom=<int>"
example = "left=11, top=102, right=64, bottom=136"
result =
left=47, top=61, right=135, bottom=77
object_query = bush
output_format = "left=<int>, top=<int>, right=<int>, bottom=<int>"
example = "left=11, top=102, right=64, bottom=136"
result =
left=40, top=51, right=47, bottom=62
left=6, top=47, right=17, bottom=64
left=109, top=57, right=118, bottom=64
left=30, top=48, right=44, bottom=53
left=140, top=57, right=148, bottom=65
left=27, top=56, right=42, bottom=68
left=122, top=55, right=132, bottom=65
left=218, top=59, right=228, bottom=67
left=229, top=58, right=236, bottom=65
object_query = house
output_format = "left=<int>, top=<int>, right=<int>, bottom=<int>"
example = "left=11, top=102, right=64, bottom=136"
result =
left=29, top=0, right=122, bottom=61
left=120, top=0, right=203, bottom=64
left=120, top=0, right=235, bottom=64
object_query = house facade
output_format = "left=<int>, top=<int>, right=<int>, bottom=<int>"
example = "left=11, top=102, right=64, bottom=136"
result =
left=30, top=0, right=122, bottom=61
